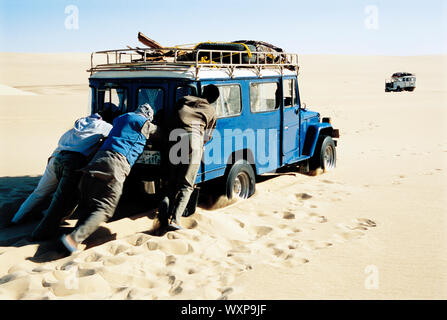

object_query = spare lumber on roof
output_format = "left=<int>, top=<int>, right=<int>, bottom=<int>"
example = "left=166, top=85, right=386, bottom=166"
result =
left=138, top=32, right=164, bottom=49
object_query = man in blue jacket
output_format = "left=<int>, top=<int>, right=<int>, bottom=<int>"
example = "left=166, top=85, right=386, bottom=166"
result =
left=59, top=103, right=157, bottom=254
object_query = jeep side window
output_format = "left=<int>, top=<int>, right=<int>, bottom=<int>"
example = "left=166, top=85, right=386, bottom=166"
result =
left=98, top=87, right=127, bottom=113
left=205, top=84, right=242, bottom=118
left=137, top=88, right=164, bottom=114
left=250, top=82, right=280, bottom=113
left=283, top=79, right=297, bottom=108
left=175, top=86, right=196, bottom=103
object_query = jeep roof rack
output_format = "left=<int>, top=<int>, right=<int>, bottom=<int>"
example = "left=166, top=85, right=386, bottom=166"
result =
left=88, top=47, right=299, bottom=79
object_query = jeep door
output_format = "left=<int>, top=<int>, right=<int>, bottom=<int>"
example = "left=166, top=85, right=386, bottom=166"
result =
left=198, top=80, right=244, bottom=182
left=281, top=77, right=300, bottom=164
left=247, top=79, right=281, bottom=173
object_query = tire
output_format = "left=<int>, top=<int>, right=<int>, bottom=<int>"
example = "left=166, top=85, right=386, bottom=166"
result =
left=310, top=135, right=337, bottom=172
left=396, top=87, right=402, bottom=92
left=225, top=159, right=256, bottom=200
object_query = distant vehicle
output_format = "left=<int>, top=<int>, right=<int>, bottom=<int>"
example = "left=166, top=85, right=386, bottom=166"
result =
left=385, top=72, right=416, bottom=92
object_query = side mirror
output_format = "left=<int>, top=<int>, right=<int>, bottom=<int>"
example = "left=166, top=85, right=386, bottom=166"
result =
left=301, top=102, right=307, bottom=110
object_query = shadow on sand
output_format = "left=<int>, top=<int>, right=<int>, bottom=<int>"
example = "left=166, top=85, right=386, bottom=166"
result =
left=0, top=175, right=160, bottom=249
left=0, top=165, right=312, bottom=261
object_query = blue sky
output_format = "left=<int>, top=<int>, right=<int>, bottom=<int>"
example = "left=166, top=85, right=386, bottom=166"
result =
left=0, top=0, right=445, bottom=55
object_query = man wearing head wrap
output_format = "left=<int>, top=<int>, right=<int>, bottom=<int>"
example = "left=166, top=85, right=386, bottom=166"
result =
left=11, top=113, right=113, bottom=240
left=158, top=84, right=219, bottom=229
left=59, top=104, right=158, bottom=254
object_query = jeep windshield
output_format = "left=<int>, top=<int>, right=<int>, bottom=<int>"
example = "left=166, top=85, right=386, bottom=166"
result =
left=89, top=81, right=196, bottom=121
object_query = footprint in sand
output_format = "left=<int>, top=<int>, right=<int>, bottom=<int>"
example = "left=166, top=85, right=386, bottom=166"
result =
left=251, top=226, right=273, bottom=238
left=233, top=219, right=245, bottom=228
left=356, top=218, right=377, bottom=228
left=338, top=218, right=376, bottom=231
left=282, top=211, right=295, bottom=220
left=168, top=274, right=176, bottom=285
left=60, top=260, right=79, bottom=271
left=0, top=273, right=23, bottom=285
left=227, top=244, right=251, bottom=257
left=126, top=234, right=151, bottom=246
left=0, top=276, right=32, bottom=299
left=167, top=232, right=180, bottom=240
left=126, top=288, right=154, bottom=300
left=336, top=230, right=365, bottom=242
left=107, top=243, right=131, bottom=256
left=265, top=242, right=275, bottom=248
left=42, top=278, right=57, bottom=288
left=296, top=193, right=313, bottom=200
left=102, top=255, right=128, bottom=266
left=182, top=219, right=198, bottom=229
left=32, top=266, right=53, bottom=274
left=50, top=274, right=111, bottom=297
left=84, top=252, right=105, bottom=263
left=169, top=279, right=183, bottom=296
left=98, top=269, right=155, bottom=289
left=219, top=287, right=234, bottom=300
left=273, top=248, right=285, bottom=258
left=335, top=218, right=376, bottom=242
left=307, top=213, right=328, bottom=223
left=159, top=239, right=194, bottom=255
left=270, top=248, right=310, bottom=267
left=296, top=258, right=310, bottom=264
left=301, top=240, right=333, bottom=251
left=165, top=255, right=176, bottom=266
left=77, top=268, right=97, bottom=277
left=187, top=268, right=197, bottom=275
left=146, top=241, right=159, bottom=251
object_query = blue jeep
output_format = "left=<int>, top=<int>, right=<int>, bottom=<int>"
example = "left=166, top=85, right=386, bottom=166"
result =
left=87, top=47, right=339, bottom=201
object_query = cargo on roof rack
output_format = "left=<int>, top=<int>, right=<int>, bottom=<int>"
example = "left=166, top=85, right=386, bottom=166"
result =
left=88, top=47, right=299, bottom=79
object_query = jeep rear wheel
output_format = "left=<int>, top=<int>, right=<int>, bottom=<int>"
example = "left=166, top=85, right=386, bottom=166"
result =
left=226, top=160, right=256, bottom=199
left=310, top=136, right=336, bottom=172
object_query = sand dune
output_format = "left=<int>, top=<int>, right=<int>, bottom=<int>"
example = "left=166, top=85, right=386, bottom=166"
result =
left=0, top=53, right=446, bottom=299
left=0, top=84, right=36, bottom=96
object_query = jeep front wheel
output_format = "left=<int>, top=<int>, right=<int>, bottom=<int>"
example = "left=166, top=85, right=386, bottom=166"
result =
left=310, top=135, right=337, bottom=171
left=225, top=160, right=256, bottom=199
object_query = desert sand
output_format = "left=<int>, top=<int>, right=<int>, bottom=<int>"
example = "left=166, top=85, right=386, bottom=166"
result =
left=0, top=52, right=445, bottom=300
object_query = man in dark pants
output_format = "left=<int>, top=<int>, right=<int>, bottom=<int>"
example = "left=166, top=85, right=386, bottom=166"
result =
left=29, top=113, right=113, bottom=241
left=59, top=103, right=158, bottom=254
left=158, top=84, right=219, bottom=229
